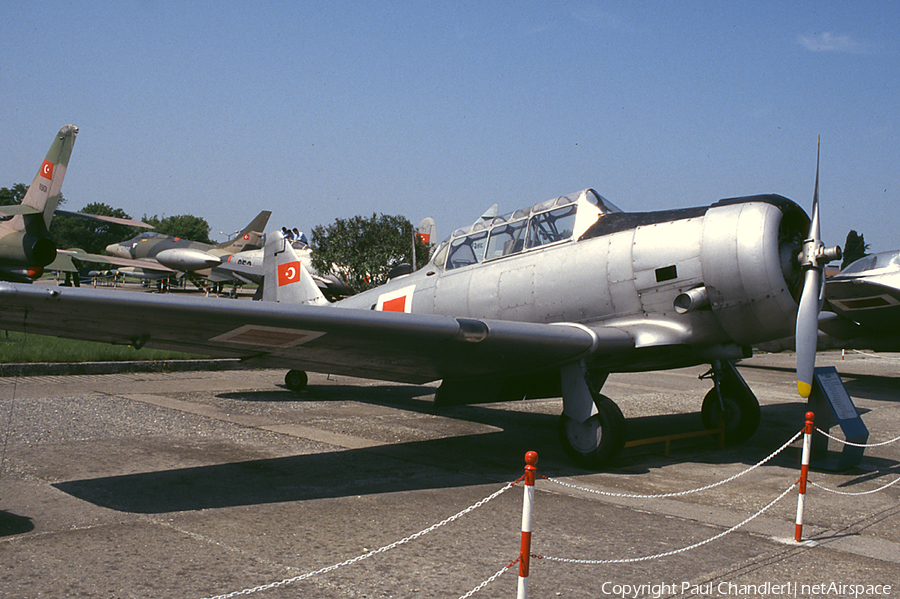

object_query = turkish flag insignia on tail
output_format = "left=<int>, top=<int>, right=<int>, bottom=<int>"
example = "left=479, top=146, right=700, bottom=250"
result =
left=278, top=261, right=302, bottom=286
left=40, top=160, right=54, bottom=180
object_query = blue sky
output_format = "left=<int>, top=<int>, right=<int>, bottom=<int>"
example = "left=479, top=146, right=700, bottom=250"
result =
left=2, top=1, right=897, bottom=254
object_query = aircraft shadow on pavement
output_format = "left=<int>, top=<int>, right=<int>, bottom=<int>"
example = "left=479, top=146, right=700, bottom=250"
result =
left=53, top=430, right=566, bottom=514
left=218, top=384, right=438, bottom=404
left=0, top=511, right=34, bottom=537
left=52, top=398, right=816, bottom=514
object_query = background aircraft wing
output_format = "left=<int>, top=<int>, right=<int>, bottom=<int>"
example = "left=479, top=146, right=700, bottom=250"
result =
left=53, top=209, right=154, bottom=228
left=825, top=276, right=900, bottom=335
left=54, top=249, right=176, bottom=273
left=0, top=283, right=632, bottom=384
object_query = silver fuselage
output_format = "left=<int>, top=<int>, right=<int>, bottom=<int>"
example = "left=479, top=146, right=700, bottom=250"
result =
left=337, top=190, right=808, bottom=374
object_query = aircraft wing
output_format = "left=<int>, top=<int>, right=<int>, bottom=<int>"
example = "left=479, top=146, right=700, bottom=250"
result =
left=825, top=275, right=900, bottom=335
left=54, top=209, right=154, bottom=228
left=55, top=250, right=176, bottom=273
left=0, top=205, right=154, bottom=227
left=0, top=282, right=632, bottom=384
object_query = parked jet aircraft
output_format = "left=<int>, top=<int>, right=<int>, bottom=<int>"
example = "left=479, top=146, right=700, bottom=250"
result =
left=219, top=216, right=434, bottom=300
left=104, top=211, right=271, bottom=277
left=216, top=239, right=352, bottom=300
left=0, top=125, right=151, bottom=282
left=0, top=162, right=839, bottom=467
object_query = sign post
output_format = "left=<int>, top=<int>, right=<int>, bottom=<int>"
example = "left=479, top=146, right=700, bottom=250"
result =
left=808, top=366, right=868, bottom=470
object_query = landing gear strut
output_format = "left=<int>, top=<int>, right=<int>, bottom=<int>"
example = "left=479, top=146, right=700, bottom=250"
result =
left=285, top=369, right=308, bottom=392
left=700, top=360, right=760, bottom=444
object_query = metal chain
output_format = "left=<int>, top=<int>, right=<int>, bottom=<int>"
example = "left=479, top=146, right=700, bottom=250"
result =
left=544, top=430, right=802, bottom=499
left=199, top=481, right=518, bottom=599
left=536, top=482, right=796, bottom=565
left=848, top=349, right=900, bottom=361
left=816, top=427, right=900, bottom=448
left=810, top=476, right=900, bottom=496
left=457, top=561, right=517, bottom=599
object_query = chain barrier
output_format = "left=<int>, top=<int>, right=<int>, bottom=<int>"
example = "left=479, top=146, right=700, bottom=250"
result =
left=848, top=349, right=900, bottom=361
left=816, top=427, right=900, bottom=448
left=810, top=476, right=900, bottom=496
left=199, top=415, right=900, bottom=599
left=535, top=482, right=797, bottom=565
left=544, top=429, right=802, bottom=499
left=457, top=559, right=518, bottom=599
left=199, top=480, right=519, bottom=599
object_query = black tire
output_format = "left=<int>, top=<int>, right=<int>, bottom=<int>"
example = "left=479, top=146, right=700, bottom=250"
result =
left=701, top=384, right=760, bottom=444
left=558, top=393, right=626, bottom=469
left=284, top=369, right=308, bottom=392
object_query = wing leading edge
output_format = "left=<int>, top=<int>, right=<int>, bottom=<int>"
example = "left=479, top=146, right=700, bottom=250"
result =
left=0, top=282, right=633, bottom=384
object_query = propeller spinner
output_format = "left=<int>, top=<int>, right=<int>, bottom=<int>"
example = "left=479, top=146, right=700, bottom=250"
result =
left=795, top=140, right=842, bottom=397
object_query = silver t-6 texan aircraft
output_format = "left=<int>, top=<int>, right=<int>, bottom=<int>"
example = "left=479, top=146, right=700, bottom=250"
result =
left=0, top=155, right=839, bottom=468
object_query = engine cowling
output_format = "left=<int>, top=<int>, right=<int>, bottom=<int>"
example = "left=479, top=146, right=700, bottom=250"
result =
left=700, top=195, right=807, bottom=346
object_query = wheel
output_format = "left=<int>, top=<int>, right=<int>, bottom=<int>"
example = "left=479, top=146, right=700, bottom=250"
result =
left=701, top=384, right=760, bottom=444
left=284, top=369, right=308, bottom=392
left=558, top=393, right=626, bottom=469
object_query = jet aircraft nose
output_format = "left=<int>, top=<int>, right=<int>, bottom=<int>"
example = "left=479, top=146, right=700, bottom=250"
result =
left=105, top=243, right=130, bottom=258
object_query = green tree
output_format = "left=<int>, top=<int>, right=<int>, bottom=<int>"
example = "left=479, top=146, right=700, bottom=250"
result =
left=841, top=230, right=870, bottom=270
left=0, top=183, right=29, bottom=205
left=142, top=214, right=214, bottom=244
left=311, top=213, right=431, bottom=292
left=49, top=202, right=141, bottom=254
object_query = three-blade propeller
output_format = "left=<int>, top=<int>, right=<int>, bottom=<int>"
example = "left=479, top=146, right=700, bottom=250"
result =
left=795, top=140, right=842, bottom=397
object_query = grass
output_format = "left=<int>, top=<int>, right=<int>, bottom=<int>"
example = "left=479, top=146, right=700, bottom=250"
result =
left=0, top=330, right=202, bottom=363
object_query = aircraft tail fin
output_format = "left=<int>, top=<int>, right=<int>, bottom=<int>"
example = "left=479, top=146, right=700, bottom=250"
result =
left=20, top=124, right=79, bottom=230
left=262, top=230, right=328, bottom=305
left=215, top=210, right=272, bottom=252
left=416, top=217, right=436, bottom=245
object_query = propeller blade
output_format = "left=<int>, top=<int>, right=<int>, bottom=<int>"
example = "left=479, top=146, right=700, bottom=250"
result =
left=796, top=267, right=821, bottom=397
left=795, top=139, right=823, bottom=398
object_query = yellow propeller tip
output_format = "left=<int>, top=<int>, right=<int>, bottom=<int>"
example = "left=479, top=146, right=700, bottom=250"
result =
left=797, top=381, right=812, bottom=398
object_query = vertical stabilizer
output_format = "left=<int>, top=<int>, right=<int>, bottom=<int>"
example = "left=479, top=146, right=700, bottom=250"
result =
left=262, top=230, right=328, bottom=305
left=20, top=125, right=79, bottom=230
left=215, top=210, right=272, bottom=252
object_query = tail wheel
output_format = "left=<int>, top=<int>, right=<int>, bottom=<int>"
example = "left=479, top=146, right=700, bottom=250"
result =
left=701, top=383, right=760, bottom=444
left=284, top=369, right=308, bottom=392
left=558, top=393, right=626, bottom=469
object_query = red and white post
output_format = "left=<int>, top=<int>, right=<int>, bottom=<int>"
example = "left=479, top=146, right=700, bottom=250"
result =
left=795, top=411, right=814, bottom=542
left=518, top=451, right=538, bottom=599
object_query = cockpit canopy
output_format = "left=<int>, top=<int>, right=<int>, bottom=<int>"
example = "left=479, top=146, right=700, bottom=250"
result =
left=431, top=189, right=621, bottom=271
left=128, top=231, right=165, bottom=243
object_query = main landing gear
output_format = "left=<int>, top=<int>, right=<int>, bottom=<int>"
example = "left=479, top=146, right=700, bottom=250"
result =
left=557, top=362, right=627, bottom=469
left=699, top=359, right=760, bottom=444
left=284, top=369, right=308, bottom=392
left=557, top=359, right=761, bottom=470
left=558, top=390, right=627, bottom=469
